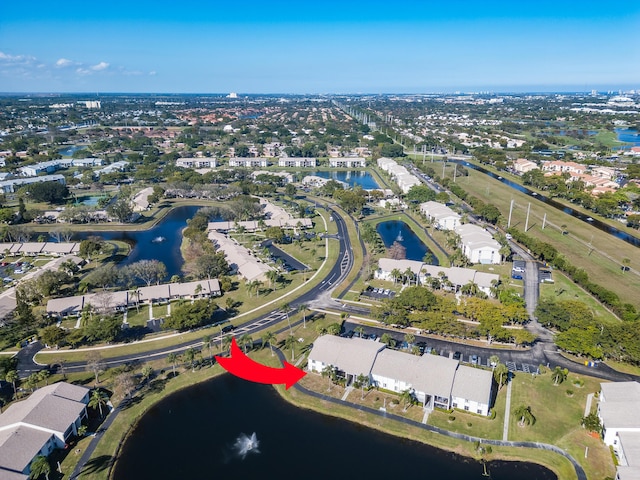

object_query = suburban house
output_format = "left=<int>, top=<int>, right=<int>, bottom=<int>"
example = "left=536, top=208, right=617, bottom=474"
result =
left=308, top=335, right=494, bottom=415
left=0, top=242, right=80, bottom=257
left=419, top=201, right=461, bottom=230
left=0, top=175, right=66, bottom=194
left=329, top=157, right=366, bottom=168
left=598, top=381, right=640, bottom=479
left=375, top=258, right=500, bottom=296
left=228, top=157, right=269, bottom=168
left=455, top=224, right=501, bottom=264
left=278, top=157, right=317, bottom=168
left=46, top=279, right=222, bottom=318
left=0, top=382, right=90, bottom=479
left=175, top=157, right=218, bottom=169
left=512, top=158, right=539, bottom=174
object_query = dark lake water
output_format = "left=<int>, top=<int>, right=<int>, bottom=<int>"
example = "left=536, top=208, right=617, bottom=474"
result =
left=376, top=220, right=438, bottom=264
left=311, top=170, right=380, bottom=189
left=58, top=145, right=86, bottom=157
left=73, top=205, right=204, bottom=278
left=113, top=374, right=556, bottom=480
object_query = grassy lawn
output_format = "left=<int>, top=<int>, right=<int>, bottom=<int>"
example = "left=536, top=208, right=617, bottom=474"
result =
left=539, top=270, right=619, bottom=325
left=455, top=169, right=640, bottom=309
left=507, top=369, right=615, bottom=480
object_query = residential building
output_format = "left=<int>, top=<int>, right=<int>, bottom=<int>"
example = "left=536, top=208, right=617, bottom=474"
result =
left=512, top=158, right=538, bottom=174
left=419, top=201, right=461, bottom=230
left=0, top=175, right=66, bottom=194
left=176, top=157, right=218, bottom=169
left=598, top=381, right=640, bottom=479
left=455, top=224, right=501, bottom=264
left=251, top=170, right=294, bottom=183
left=329, top=157, right=366, bottom=168
left=308, top=335, right=494, bottom=415
left=278, top=157, right=317, bottom=168
left=542, top=160, right=587, bottom=176
left=0, top=382, right=90, bottom=479
left=208, top=231, right=273, bottom=282
left=228, top=157, right=269, bottom=168
left=375, top=258, right=500, bottom=296
left=96, top=161, right=129, bottom=176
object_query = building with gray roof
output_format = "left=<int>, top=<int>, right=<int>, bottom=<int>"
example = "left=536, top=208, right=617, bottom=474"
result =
left=308, top=336, right=385, bottom=381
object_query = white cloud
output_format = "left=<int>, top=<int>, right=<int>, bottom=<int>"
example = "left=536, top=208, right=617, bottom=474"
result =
left=0, top=51, right=36, bottom=64
left=90, top=61, right=109, bottom=71
left=56, top=58, right=74, bottom=67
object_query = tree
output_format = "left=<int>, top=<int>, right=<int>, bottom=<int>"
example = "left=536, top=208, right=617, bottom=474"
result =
left=127, top=259, right=167, bottom=286
left=380, top=333, right=396, bottom=348
left=284, top=335, right=296, bottom=361
left=493, top=363, right=509, bottom=389
left=281, top=302, right=292, bottom=334
left=202, top=335, right=213, bottom=363
left=183, top=348, right=196, bottom=371
left=514, top=405, right=536, bottom=426
left=25, top=181, right=69, bottom=204
left=265, top=226, right=285, bottom=243
left=321, top=364, right=335, bottom=390
left=79, top=238, right=104, bottom=263
left=37, top=369, right=50, bottom=386
left=194, top=252, right=229, bottom=280
left=107, top=198, right=134, bottom=223
left=354, top=326, right=365, bottom=338
left=400, top=389, right=413, bottom=412
left=5, top=370, right=18, bottom=399
left=551, top=366, right=568, bottom=385
left=404, top=333, right=415, bottom=347
left=388, top=242, right=406, bottom=260
left=40, top=325, right=67, bottom=348
left=86, top=352, right=106, bottom=385
left=167, top=353, right=179, bottom=377
left=298, top=303, right=309, bottom=328
left=261, top=331, right=276, bottom=356
left=141, top=365, right=154, bottom=383
left=89, top=388, right=109, bottom=417
left=29, top=455, right=51, bottom=480
left=581, top=412, right=602, bottom=434
left=354, top=373, right=369, bottom=400
left=390, top=268, right=403, bottom=284
left=239, top=333, right=253, bottom=354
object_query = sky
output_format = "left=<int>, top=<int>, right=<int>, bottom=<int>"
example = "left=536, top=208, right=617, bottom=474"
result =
left=0, top=0, right=639, bottom=94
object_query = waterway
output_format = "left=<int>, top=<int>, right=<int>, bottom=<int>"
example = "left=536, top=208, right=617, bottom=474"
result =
left=376, top=220, right=438, bottom=264
left=311, top=170, right=379, bottom=189
left=112, top=374, right=555, bottom=480
left=451, top=160, right=640, bottom=248
left=72, top=205, right=205, bottom=278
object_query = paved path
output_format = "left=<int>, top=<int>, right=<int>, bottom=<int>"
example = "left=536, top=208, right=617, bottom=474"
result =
left=584, top=393, right=594, bottom=417
left=503, top=374, right=513, bottom=441
left=341, top=386, right=353, bottom=401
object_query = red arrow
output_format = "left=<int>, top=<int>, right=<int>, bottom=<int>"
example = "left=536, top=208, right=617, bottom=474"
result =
left=215, top=338, right=306, bottom=389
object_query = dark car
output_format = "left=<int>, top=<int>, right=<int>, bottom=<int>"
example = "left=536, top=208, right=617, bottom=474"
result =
left=453, top=351, right=462, bottom=361
left=221, top=325, right=236, bottom=334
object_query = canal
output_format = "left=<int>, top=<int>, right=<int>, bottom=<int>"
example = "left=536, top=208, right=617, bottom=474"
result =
left=376, top=220, right=438, bottom=264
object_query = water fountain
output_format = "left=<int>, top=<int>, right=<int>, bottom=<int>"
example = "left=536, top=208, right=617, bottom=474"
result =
left=233, top=432, right=260, bottom=459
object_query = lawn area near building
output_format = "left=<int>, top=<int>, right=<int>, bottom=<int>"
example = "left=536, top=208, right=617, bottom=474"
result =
left=507, top=369, right=614, bottom=480
left=455, top=169, right=640, bottom=309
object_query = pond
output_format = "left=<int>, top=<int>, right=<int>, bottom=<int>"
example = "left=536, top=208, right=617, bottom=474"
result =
left=311, top=170, right=380, bottom=189
left=72, top=205, right=209, bottom=278
left=57, top=145, right=87, bottom=157
left=376, top=220, right=438, bottom=264
left=615, top=128, right=640, bottom=147
left=112, top=374, right=556, bottom=480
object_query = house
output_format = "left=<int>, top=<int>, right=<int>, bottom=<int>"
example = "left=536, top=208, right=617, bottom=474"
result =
left=598, top=382, right=640, bottom=479
left=419, top=201, right=461, bottom=230
left=228, top=157, right=269, bottom=168
left=208, top=231, right=273, bottom=282
left=512, top=158, right=538, bottom=174
left=176, top=157, right=218, bottom=169
left=329, top=157, right=366, bottom=168
left=278, top=157, right=317, bottom=168
left=0, top=175, right=66, bottom=194
left=542, top=160, right=587, bottom=176
left=0, top=382, right=90, bottom=479
left=374, top=258, right=499, bottom=296
left=308, top=336, right=494, bottom=415
left=455, top=224, right=501, bottom=264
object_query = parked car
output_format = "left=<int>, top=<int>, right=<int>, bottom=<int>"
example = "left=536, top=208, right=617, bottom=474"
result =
left=471, top=354, right=478, bottom=365
left=453, top=351, right=462, bottom=361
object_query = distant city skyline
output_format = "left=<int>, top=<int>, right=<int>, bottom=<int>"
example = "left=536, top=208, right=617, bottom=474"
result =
left=1, top=0, right=638, bottom=93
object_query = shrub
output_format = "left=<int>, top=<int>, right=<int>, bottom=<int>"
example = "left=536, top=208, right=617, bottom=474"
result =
left=566, top=389, right=574, bottom=397
left=448, top=415, right=456, bottom=422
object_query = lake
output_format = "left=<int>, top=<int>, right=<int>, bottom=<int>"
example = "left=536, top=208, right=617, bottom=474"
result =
left=311, top=170, right=380, bottom=189
left=58, top=145, right=86, bottom=157
left=73, top=205, right=206, bottom=278
left=112, top=374, right=555, bottom=480
left=615, top=128, right=640, bottom=146
left=376, top=220, right=438, bottom=264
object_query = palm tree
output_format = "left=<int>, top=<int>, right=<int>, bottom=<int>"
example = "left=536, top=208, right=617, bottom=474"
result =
left=493, top=363, right=509, bottom=389
left=202, top=335, right=213, bottom=363
left=422, top=251, right=434, bottom=265
left=281, top=302, right=292, bottom=334
left=354, top=326, right=365, bottom=338
left=183, top=348, right=196, bottom=371
left=222, top=335, right=233, bottom=354
left=513, top=405, right=536, bottom=426
left=551, top=366, right=568, bottom=385
left=390, top=268, right=402, bottom=285
left=89, top=389, right=109, bottom=417
left=239, top=333, right=253, bottom=353
left=37, top=369, right=50, bottom=386
left=489, top=355, right=500, bottom=368
left=298, top=303, right=309, bottom=328
left=29, top=455, right=51, bottom=480
left=141, top=365, right=154, bottom=383
left=404, top=333, right=415, bottom=348
left=354, top=373, right=369, bottom=399
left=266, top=270, right=279, bottom=290
left=167, top=353, right=179, bottom=377
left=403, top=267, right=414, bottom=285
left=316, top=324, right=327, bottom=336
left=380, top=333, right=396, bottom=348
left=284, top=335, right=297, bottom=362
left=5, top=370, right=18, bottom=399
left=400, top=389, right=413, bottom=412
left=321, top=365, right=335, bottom=391
left=261, top=331, right=276, bottom=356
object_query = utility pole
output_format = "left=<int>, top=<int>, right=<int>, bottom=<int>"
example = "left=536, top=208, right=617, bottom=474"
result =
left=508, top=199, right=514, bottom=228
left=525, top=202, right=531, bottom=232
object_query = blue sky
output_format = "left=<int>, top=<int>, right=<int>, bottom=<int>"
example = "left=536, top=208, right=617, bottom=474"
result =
left=1, top=0, right=638, bottom=93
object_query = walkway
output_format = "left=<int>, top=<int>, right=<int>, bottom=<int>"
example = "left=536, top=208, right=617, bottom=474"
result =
left=503, top=374, right=513, bottom=441
left=341, top=386, right=353, bottom=401
left=584, top=393, right=594, bottom=417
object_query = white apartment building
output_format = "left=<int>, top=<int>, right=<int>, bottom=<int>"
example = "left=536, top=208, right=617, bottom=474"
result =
left=278, top=157, right=317, bottom=168
left=176, top=157, right=218, bottom=169
left=228, top=157, right=269, bottom=168
left=419, top=201, right=461, bottom=230
left=329, top=157, right=366, bottom=168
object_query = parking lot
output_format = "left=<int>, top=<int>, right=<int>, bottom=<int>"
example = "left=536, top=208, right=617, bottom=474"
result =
left=361, top=286, right=396, bottom=300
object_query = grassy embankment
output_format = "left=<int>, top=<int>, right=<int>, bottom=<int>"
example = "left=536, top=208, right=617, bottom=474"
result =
left=454, top=167, right=640, bottom=311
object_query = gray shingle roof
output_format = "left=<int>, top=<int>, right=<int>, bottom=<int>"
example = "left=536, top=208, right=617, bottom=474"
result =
left=452, top=365, right=494, bottom=405
left=0, top=426, right=52, bottom=474
left=309, top=335, right=385, bottom=376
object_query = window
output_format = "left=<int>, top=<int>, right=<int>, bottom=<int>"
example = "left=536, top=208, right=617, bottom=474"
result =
left=477, top=408, right=483, bottom=414
left=464, top=406, right=469, bottom=411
